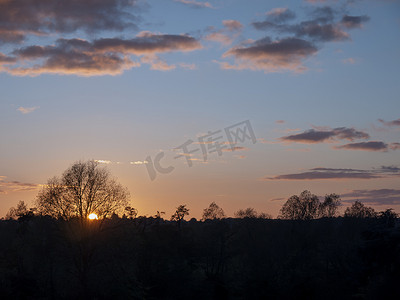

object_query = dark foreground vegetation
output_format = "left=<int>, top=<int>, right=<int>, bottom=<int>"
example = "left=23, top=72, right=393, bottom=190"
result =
left=1, top=215, right=399, bottom=299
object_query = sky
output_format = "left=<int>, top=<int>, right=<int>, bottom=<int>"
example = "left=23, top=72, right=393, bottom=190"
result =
left=0, top=0, right=399, bottom=219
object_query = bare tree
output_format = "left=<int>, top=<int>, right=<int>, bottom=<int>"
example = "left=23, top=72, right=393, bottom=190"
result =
left=202, top=202, right=225, bottom=221
left=344, top=201, right=376, bottom=218
left=279, top=190, right=320, bottom=220
left=319, top=194, right=341, bottom=218
left=36, top=160, right=129, bottom=221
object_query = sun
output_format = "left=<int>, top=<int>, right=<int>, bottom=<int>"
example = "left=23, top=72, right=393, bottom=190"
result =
left=88, top=213, right=98, bottom=220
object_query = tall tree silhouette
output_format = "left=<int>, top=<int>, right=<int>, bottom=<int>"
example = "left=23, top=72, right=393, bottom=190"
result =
left=170, top=204, right=189, bottom=228
left=202, top=202, right=225, bottom=221
left=319, top=193, right=341, bottom=217
left=344, top=201, right=376, bottom=218
left=36, top=160, right=129, bottom=221
left=279, top=190, right=320, bottom=220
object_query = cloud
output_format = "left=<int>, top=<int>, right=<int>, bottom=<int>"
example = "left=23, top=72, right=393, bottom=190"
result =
left=221, top=37, right=317, bottom=73
left=281, top=127, right=369, bottom=143
left=276, top=120, right=285, bottom=124
left=379, top=118, right=400, bottom=127
left=264, top=166, right=400, bottom=181
left=341, top=15, right=370, bottom=29
left=222, top=146, right=249, bottom=152
left=335, top=141, right=388, bottom=152
left=205, top=20, right=243, bottom=46
left=17, top=106, right=39, bottom=114
left=341, top=189, right=400, bottom=206
left=0, top=176, right=41, bottom=193
left=95, top=160, right=112, bottom=164
left=222, top=20, right=243, bottom=31
left=390, top=143, right=400, bottom=150
left=342, top=57, right=356, bottom=64
left=253, top=6, right=350, bottom=42
left=130, top=161, right=148, bottom=165
left=174, top=0, right=213, bottom=9
left=4, top=33, right=201, bottom=76
left=0, top=0, right=140, bottom=44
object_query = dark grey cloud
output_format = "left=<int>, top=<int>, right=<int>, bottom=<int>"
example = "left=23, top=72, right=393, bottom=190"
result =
left=252, top=6, right=352, bottom=42
left=341, top=189, right=400, bottom=206
left=0, top=0, right=140, bottom=44
left=265, top=166, right=400, bottom=181
left=341, top=15, right=370, bottom=29
left=379, top=118, right=400, bottom=127
left=335, top=141, right=388, bottom=151
left=0, top=52, right=16, bottom=64
left=281, top=127, right=369, bottom=143
left=377, top=165, right=400, bottom=173
left=221, top=37, right=317, bottom=72
left=266, top=169, right=380, bottom=180
left=7, top=33, right=202, bottom=76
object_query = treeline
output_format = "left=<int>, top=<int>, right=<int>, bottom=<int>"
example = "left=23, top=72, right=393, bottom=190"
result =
left=0, top=214, right=399, bottom=299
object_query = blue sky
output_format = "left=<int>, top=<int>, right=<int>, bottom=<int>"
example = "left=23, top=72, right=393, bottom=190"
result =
left=0, top=0, right=399, bottom=218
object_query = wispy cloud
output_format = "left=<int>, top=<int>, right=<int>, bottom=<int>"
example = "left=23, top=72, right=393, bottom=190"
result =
left=0, top=176, right=41, bottom=193
left=280, top=127, right=369, bottom=143
left=174, top=0, right=214, bottom=9
left=264, top=166, right=400, bottom=181
left=222, top=146, right=248, bottom=152
left=341, top=189, right=400, bottom=206
left=95, top=160, right=112, bottom=164
left=220, top=37, right=317, bottom=73
left=130, top=161, right=148, bottom=165
left=379, top=118, right=400, bottom=127
left=17, top=106, right=39, bottom=114
left=335, top=141, right=389, bottom=152
left=205, top=20, right=243, bottom=46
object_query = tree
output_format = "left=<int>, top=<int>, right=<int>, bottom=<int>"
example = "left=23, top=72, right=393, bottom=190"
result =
left=125, top=206, right=138, bottom=219
left=202, top=202, right=225, bottom=221
left=36, top=160, right=129, bottom=221
left=234, top=207, right=271, bottom=219
left=279, top=190, right=320, bottom=220
left=5, top=200, right=34, bottom=220
left=170, top=204, right=189, bottom=227
left=319, top=194, right=341, bottom=218
left=344, top=201, right=376, bottom=218
left=234, top=207, right=257, bottom=218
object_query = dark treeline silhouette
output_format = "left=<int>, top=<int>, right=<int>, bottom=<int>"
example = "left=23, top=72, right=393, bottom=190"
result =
left=1, top=208, right=400, bottom=299
left=1, top=162, right=400, bottom=299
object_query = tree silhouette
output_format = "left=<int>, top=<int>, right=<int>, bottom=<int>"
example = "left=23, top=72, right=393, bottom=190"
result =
left=234, top=207, right=257, bottom=218
left=125, top=206, right=138, bottom=219
left=36, top=160, right=129, bottom=221
left=319, top=193, right=341, bottom=217
left=5, top=200, right=35, bottom=220
left=279, top=190, right=320, bottom=220
left=170, top=204, right=189, bottom=227
left=202, top=202, right=225, bottom=221
left=234, top=207, right=271, bottom=219
left=344, top=200, right=376, bottom=218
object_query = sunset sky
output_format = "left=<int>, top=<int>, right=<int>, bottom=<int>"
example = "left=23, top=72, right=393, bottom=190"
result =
left=1, top=0, right=399, bottom=219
